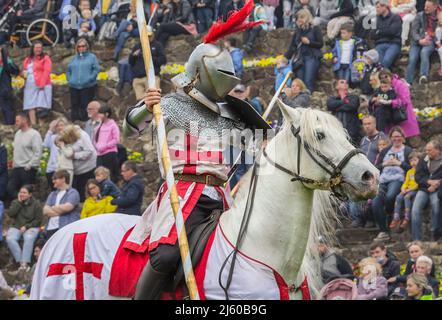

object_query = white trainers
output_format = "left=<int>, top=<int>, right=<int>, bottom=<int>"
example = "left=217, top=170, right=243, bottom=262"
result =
left=374, top=232, right=391, bottom=241
left=419, top=76, right=428, bottom=85
left=18, top=263, right=30, bottom=272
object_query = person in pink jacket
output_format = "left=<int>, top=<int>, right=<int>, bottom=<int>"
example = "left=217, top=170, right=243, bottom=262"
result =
left=380, top=69, right=420, bottom=139
left=93, top=105, right=120, bottom=181
left=23, top=41, right=52, bottom=125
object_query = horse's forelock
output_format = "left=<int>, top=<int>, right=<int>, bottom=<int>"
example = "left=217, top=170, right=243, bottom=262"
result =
left=299, top=109, right=350, bottom=150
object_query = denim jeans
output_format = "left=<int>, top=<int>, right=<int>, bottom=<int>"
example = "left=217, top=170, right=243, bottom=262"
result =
left=411, top=190, right=441, bottom=240
left=114, top=20, right=140, bottom=58
left=196, top=8, right=213, bottom=34
left=6, top=227, right=40, bottom=263
left=0, top=201, right=4, bottom=242
left=405, top=43, right=435, bottom=84
left=336, top=64, right=351, bottom=82
left=372, top=181, right=403, bottom=232
left=117, top=57, right=133, bottom=85
left=349, top=201, right=365, bottom=225
left=295, top=55, right=320, bottom=92
left=393, top=190, right=417, bottom=220
left=375, top=43, right=401, bottom=69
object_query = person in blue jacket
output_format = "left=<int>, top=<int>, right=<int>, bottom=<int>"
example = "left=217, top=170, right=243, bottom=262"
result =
left=223, top=38, right=244, bottom=78
left=66, top=38, right=100, bottom=121
left=111, top=161, right=144, bottom=215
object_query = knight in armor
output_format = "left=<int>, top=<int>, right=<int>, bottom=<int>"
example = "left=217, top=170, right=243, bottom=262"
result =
left=122, top=0, right=269, bottom=300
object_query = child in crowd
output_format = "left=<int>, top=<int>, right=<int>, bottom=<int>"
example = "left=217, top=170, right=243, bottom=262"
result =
left=332, top=23, right=364, bottom=82
left=78, top=9, right=97, bottom=36
left=360, top=49, right=383, bottom=95
left=369, top=78, right=396, bottom=132
left=390, top=152, right=420, bottom=230
left=374, top=137, right=390, bottom=165
left=78, top=21, right=95, bottom=41
left=356, top=257, right=388, bottom=300
left=223, top=38, right=243, bottom=78
left=61, top=0, right=92, bottom=48
left=94, top=166, right=121, bottom=198
left=274, top=56, right=292, bottom=91
left=435, top=10, right=442, bottom=76
left=55, top=126, right=79, bottom=187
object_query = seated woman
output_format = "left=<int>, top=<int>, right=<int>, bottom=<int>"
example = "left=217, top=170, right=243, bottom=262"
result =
left=155, top=0, right=197, bottom=47
left=6, top=185, right=43, bottom=271
left=372, top=126, right=412, bottom=242
left=406, top=273, right=433, bottom=300
left=356, top=257, right=388, bottom=300
left=80, top=179, right=117, bottom=219
left=415, top=255, right=439, bottom=298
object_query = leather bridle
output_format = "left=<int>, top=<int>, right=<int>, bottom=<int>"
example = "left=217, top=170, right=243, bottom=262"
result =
left=263, top=124, right=365, bottom=201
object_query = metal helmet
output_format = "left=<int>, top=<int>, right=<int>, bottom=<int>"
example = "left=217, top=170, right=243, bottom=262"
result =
left=172, top=43, right=241, bottom=102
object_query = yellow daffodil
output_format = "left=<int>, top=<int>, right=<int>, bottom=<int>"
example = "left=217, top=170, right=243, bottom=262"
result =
left=97, top=72, right=108, bottom=81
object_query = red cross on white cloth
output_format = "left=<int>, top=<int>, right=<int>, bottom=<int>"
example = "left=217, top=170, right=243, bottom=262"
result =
left=47, top=232, right=104, bottom=300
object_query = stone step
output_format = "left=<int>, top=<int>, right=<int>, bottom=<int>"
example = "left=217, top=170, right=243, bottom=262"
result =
left=336, top=227, right=380, bottom=245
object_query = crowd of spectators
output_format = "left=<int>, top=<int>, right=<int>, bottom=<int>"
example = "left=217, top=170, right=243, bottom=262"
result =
left=0, top=109, right=145, bottom=274
left=319, top=239, right=440, bottom=300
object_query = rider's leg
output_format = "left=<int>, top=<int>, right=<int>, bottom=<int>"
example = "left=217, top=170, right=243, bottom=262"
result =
left=135, top=244, right=178, bottom=300
left=135, top=195, right=224, bottom=299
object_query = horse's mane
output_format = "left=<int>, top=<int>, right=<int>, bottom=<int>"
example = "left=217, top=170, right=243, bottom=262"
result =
left=298, top=190, right=341, bottom=299
left=279, top=107, right=347, bottom=298
left=296, top=108, right=351, bottom=151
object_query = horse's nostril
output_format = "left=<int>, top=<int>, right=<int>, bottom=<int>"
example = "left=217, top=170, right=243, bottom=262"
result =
left=362, top=171, right=374, bottom=181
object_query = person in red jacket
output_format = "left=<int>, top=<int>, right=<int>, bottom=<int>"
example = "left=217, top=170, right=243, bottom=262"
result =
left=22, top=41, right=52, bottom=125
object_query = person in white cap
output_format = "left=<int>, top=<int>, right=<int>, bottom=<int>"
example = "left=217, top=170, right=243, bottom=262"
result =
left=360, top=49, right=383, bottom=95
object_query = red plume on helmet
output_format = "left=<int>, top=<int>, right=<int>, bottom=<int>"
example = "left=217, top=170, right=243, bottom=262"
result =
left=202, top=0, right=264, bottom=44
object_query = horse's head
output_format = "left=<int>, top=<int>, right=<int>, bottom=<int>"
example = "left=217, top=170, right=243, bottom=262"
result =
left=275, top=100, right=379, bottom=201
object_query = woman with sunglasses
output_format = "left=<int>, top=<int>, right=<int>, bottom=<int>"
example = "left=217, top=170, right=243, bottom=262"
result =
left=66, top=38, right=100, bottom=122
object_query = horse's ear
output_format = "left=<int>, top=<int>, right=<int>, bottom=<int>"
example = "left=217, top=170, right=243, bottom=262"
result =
left=276, top=99, right=295, bottom=122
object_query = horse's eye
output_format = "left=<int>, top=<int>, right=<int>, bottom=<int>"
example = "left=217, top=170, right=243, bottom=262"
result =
left=316, top=132, right=325, bottom=141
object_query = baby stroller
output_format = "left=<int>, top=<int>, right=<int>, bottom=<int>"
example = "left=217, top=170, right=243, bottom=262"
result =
left=319, top=277, right=358, bottom=300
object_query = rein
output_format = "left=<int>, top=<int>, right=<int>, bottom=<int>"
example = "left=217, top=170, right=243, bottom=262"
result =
left=218, top=123, right=364, bottom=299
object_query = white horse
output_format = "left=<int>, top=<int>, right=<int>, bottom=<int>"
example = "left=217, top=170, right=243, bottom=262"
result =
left=30, top=102, right=379, bottom=300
